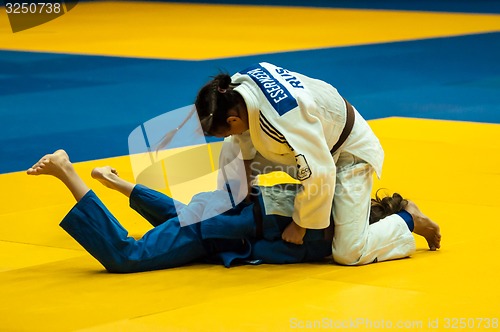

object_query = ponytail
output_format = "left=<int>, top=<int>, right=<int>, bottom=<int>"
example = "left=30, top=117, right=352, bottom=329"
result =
left=195, top=73, right=241, bottom=136
left=216, top=74, right=231, bottom=93
left=370, top=190, right=408, bottom=224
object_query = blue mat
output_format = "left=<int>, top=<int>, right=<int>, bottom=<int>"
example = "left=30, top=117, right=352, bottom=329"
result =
left=133, top=0, right=500, bottom=14
left=1, top=32, right=499, bottom=173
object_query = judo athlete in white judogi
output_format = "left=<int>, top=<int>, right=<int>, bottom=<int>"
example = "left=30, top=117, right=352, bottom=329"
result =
left=195, top=62, right=441, bottom=265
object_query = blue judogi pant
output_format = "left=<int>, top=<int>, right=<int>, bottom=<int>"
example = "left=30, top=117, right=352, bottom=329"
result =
left=60, top=186, right=211, bottom=273
left=60, top=185, right=332, bottom=273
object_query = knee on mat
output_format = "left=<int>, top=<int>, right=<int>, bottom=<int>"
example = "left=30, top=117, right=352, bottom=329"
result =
left=332, top=244, right=366, bottom=266
left=332, top=252, right=361, bottom=266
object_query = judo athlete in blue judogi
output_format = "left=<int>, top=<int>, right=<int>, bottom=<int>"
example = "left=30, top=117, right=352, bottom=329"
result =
left=26, top=150, right=333, bottom=273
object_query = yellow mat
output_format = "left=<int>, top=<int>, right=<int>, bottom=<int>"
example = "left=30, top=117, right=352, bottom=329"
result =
left=1, top=2, right=500, bottom=59
left=1, top=117, right=499, bottom=331
left=1, top=1, right=500, bottom=330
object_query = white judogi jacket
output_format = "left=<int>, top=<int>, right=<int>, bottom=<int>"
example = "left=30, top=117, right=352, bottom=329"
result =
left=231, top=62, right=384, bottom=229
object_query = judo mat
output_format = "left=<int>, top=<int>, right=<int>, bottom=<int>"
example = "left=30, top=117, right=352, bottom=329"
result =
left=1, top=1, right=499, bottom=331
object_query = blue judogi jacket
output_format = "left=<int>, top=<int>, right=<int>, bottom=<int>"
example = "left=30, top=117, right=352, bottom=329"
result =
left=200, top=184, right=332, bottom=267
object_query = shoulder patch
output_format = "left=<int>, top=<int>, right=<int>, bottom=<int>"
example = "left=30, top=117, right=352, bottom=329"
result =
left=295, top=154, right=312, bottom=181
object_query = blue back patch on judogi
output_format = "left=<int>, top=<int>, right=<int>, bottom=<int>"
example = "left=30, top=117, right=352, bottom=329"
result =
left=239, top=63, right=298, bottom=116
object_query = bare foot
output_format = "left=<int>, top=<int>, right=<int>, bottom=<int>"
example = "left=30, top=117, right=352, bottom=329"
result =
left=27, top=150, right=90, bottom=201
left=405, top=200, right=441, bottom=251
left=91, top=166, right=119, bottom=189
left=91, top=166, right=135, bottom=197
left=27, top=150, right=72, bottom=179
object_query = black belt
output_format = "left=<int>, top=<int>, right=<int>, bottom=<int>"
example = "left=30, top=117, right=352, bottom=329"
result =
left=330, top=98, right=355, bottom=155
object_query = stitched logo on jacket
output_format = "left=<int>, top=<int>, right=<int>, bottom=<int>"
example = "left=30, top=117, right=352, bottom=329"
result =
left=295, top=154, right=311, bottom=181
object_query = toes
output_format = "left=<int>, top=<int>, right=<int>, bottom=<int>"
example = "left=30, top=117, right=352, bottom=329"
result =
left=90, top=168, right=100, bottom=178
left=30, top=162, right=42, bottom=169
left=27, top=165, right=43, bottom=175
left=428, top=236, right=441, bottom=251
left=27, top=151, right=68, bottom=177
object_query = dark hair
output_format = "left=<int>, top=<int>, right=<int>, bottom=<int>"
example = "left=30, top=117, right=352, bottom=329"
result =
left=195, top=73, right=242, bottom=136
left=370, top=190, right=408, bottom=224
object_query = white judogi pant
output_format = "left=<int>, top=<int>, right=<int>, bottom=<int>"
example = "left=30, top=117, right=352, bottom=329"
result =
left=331, top=152, right=415, bottom=265
left=218, top=139, right=416, bottom=266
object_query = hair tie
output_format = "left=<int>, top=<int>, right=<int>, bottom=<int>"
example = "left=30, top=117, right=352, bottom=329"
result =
left=217, top=87, right=227, bottom=93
